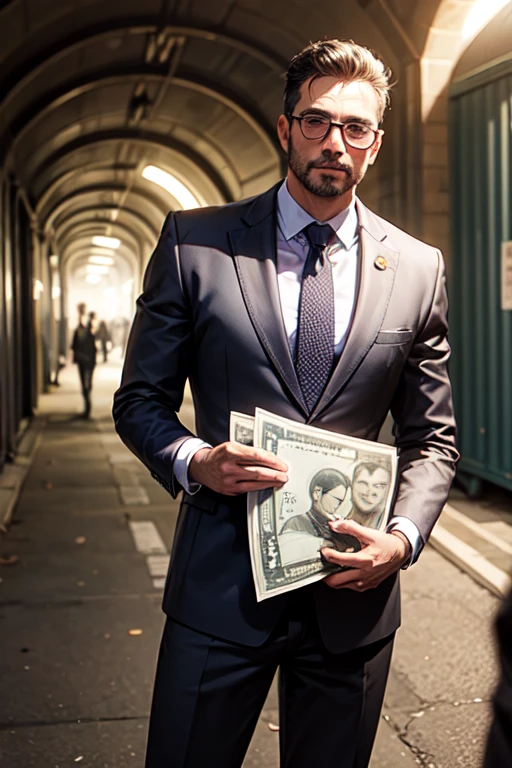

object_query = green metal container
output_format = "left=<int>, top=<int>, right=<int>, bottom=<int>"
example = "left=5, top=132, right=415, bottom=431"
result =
left=449, top=60, right=512, bottom=495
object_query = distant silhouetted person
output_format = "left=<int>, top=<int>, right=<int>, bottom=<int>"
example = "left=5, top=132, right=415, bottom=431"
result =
left=96, top=320, right=111, bottom=363
left=71, top=308, right=97, bottom=418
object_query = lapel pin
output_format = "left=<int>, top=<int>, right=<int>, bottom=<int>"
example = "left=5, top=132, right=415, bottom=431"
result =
left=374, top=256, right=387, bottom=271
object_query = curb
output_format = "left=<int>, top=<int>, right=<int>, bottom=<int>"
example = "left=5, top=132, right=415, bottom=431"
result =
left=430, top=504, right=512, bottom=598
left=0, top=418, right=44, bottom=532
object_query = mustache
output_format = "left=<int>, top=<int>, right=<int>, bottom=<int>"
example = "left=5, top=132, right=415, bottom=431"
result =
left=308, top=160, right=352, bottom=176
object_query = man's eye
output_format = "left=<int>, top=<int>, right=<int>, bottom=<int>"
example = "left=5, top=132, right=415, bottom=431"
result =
left=345, top=123, right=370, bottom=137
left=304, top=116, right=328, bottom=126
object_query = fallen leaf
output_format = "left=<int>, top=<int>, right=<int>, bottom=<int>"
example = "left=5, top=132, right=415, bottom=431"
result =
left=128, top=629, right=143, bottom=636
left=104, top=633, right=111, bottom=640
left=75, top=537, right=87, bottom=545
left=44, top=481, right=53, bottom=490
left=76, top=581, right=85, bottom=587
left=268, top=722, right=279, bottom=732
left=0, top=555, right=19, bottom=566
left=74, top=758, right=84, bottom=763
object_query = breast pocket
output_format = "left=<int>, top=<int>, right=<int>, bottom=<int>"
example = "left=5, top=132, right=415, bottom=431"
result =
left=375, top=329, right=414, bottom=345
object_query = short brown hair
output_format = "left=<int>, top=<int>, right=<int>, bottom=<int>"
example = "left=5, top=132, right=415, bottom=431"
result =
left=284, top=39, right=392, bottom=123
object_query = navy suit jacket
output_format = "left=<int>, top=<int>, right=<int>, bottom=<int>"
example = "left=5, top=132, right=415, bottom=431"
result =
left=113, top=182, right=458, bottom=653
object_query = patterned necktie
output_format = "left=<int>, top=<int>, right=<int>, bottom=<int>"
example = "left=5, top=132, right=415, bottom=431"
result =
left=295, top=222, right=335, bottom=411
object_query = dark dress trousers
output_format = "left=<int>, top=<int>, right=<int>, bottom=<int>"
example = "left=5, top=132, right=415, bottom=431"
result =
left=113, top=183, right=458, bottom=766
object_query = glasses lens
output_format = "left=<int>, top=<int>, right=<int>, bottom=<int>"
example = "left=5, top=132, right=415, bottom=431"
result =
left=301, top=115, right=330, bottom=139
left=344, top=123, right=375, bottom=149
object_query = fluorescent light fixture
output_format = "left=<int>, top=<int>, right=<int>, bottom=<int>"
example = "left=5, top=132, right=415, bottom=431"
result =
left=122, top=279, right=134, bottom=295
left=87, top=264, right=109, bottom=275
left=92, top=236, right=121, bottom=249
left=52, top=286, right=61, bottom=300
left=89, top=255, right=115, bottom=266
left=142, top=165, right=201, bottom=210
left=462, top=0, right=510, bottom=40
left=86, top=274, right=102, bottom=284
left=33, top=279, right=44, bottom=300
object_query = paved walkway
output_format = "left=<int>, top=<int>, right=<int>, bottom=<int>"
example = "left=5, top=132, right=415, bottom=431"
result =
left=0, top=358, right=508, bottom=767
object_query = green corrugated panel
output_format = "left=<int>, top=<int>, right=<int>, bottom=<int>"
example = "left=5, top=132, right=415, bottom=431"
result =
left=449, top=64, right=512, bottom=492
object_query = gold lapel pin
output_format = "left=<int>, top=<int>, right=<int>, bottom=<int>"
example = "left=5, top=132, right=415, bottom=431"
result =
left=374, top=256, right=387, bottom=271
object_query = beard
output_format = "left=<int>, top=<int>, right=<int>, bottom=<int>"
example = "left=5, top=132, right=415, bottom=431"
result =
left=288, top=137, right=364, bottom=198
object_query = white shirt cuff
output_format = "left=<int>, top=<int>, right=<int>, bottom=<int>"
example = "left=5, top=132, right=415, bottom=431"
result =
left=386, top=516, right=423, bottom=568
left=173, top=438, right=212, bottom=495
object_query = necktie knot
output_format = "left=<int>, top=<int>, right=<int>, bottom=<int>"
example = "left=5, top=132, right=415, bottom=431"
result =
left=304, top=222, right=334, bottom=250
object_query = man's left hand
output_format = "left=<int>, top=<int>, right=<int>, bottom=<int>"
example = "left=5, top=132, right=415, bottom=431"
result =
left=321, top=519, right=410, bottom=592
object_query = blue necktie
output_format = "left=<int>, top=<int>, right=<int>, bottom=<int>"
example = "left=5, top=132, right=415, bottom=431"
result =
left=295, top=222, right=335, bottom=411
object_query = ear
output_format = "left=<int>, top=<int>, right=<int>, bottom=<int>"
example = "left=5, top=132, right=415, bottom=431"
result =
left=368, top=130, right=383, bottom=166
left=277, top=114, right=290, bottom=153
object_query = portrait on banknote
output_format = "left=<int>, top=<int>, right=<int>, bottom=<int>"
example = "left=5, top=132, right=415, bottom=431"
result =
left=230, top=409, right=398, bottom=601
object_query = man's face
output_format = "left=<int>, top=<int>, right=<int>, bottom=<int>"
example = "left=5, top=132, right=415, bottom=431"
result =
left=277, top=76, right=383, bottom=199
left=312, top=483, right=346, bottom=520
left=352, top=467, right=390, bottom=514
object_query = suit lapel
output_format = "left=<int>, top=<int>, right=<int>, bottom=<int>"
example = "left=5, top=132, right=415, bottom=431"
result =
left=310, top=202, right=399, bottom=420
left=229, top=186, right=308, bottom=415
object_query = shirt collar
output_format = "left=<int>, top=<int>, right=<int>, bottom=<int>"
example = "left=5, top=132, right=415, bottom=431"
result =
left=277, top=179, right=359, bottom=250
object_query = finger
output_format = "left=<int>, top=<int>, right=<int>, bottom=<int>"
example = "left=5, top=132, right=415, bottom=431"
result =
left=229, top=444, right=288, bottom=472
left=323, top=569, right=364, bottom=588
left=320, top=546, right=367, bottom=569
left=328, top=518, right=376, bottom=543
left=231, top=465, right=288, bottom=485
left=233, top=479, right=288, bottom=494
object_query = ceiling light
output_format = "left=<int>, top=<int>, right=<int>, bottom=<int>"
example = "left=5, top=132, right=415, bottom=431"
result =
left=33, top=279, right=44, bottom=300
left=49, top=254, right=59, bottom=268
left=87, top=264, right=109, bottom=275
left=142, top=165, right=202, bottom=210
left=92, top=236, right=121, bottom=249
left=86, top=274, right=102, bottom=284
left=89, top=255, right=115, bottom=266
left=462, top=0, right=510, bottom=40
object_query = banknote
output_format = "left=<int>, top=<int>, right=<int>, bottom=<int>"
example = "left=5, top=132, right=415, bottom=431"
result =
left=230, top=409, right=398, bottom=602
left=229, top=411, right=255, bottom=446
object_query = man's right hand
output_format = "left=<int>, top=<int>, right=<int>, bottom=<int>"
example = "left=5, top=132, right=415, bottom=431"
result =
left=189, top=442, right=288, bottom=496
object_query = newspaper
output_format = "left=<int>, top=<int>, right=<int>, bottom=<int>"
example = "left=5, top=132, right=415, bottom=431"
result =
left=230, top=409, right=398, bottom=602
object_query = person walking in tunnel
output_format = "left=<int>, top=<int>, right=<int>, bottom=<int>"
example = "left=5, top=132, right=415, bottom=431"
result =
left=96, top=320, right=112, bottom=363
left=114, top=39, right=458, bottom=768
left=71, top=305, right=97, bottom=419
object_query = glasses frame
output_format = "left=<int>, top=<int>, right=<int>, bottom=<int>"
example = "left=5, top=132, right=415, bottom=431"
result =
left=288, top=113, right=382, bottom=150
left=321, top=490, right=345, bottom=511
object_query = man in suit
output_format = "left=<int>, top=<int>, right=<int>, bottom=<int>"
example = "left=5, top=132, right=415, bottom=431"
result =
left=114, top=38, right=458, bottom=768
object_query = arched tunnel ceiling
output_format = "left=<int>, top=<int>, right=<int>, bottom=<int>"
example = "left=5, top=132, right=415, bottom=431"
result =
left=0, top=0, right=450, bottom=262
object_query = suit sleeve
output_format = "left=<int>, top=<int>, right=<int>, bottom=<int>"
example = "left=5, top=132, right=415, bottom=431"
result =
left=112, top=212, right=195, bottom=497
left=389, top=251, right=459, bottom=558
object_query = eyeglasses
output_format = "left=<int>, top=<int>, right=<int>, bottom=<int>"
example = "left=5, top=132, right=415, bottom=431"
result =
left=321, top=491, right=345, bottom=511
left=288, top=113, right=381, bottom=150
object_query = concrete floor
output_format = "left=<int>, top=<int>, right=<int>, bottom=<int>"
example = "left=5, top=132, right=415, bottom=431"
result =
left=0, top=356, right=504, bottom=767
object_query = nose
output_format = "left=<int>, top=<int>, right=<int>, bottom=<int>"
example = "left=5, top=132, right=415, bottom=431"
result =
left=324, top=123, right=347, bottom=153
